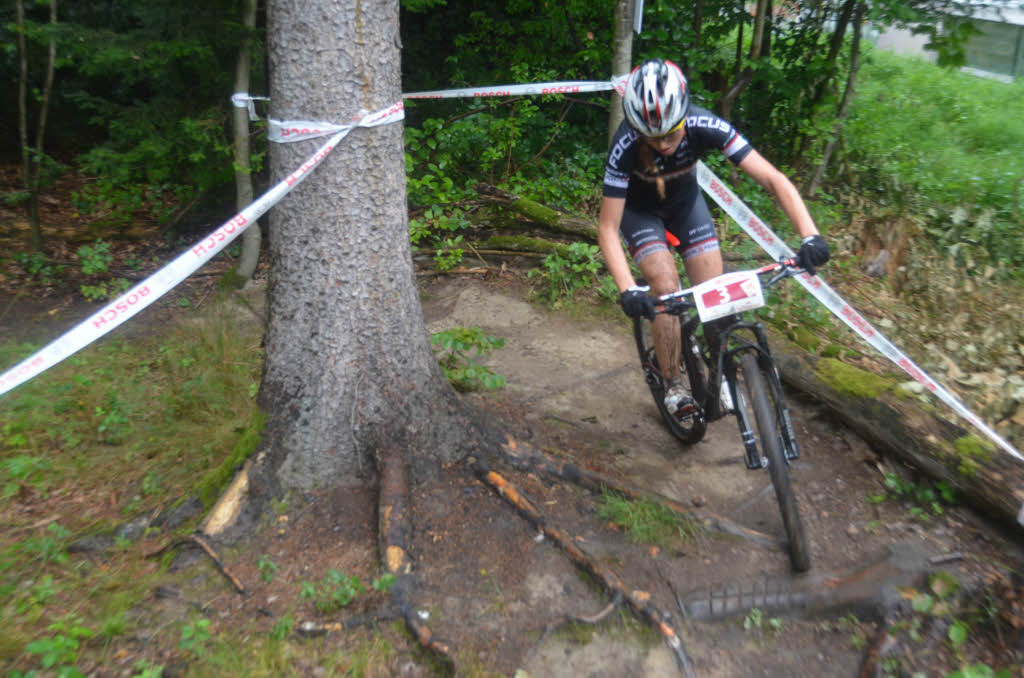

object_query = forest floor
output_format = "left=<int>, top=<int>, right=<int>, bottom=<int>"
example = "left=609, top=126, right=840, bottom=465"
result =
left=0, top=174, right=1023, bottom=676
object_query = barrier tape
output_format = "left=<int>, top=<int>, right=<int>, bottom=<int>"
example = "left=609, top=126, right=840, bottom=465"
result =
left=4, top=77, right=1020, bottom=482
left=694, top=161, right=1023, bottom=464
left=0, top=103, right=404, bottom=398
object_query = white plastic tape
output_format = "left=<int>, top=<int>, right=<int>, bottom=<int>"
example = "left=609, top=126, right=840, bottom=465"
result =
left=405, top=80, right=617, bottom=100
left=694, top=161, right=1023, bottom=463
left=0, top=104, right=406, bottom=398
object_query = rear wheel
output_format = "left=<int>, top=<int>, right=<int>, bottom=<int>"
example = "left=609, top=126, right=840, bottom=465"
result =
left=633, top=316, right=707, bottom=445
left=737, top=352, right=811, bottom=572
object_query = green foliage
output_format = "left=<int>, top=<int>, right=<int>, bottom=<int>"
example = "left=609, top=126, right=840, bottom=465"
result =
left=257, top=554, right=278, bottom=583
left=528, top=242, right=603, bottom=307
left=179, top=617, right=211, bottom=653
left=430, top=327, right=506, bottom=392
left=76, top=240, right=113, bottom=275
left=866, top=472, right=955, bottom=520
left=597, top=489, right=700, bottom=546
left=843, top=47, right=1024, bottom=271
left=12, top=252, right=64, bottom=285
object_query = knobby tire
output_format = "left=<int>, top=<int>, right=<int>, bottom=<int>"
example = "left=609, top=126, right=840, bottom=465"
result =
left=633, top=317, right=707, bottom=445
left=738, top=352, right=811, bottom=572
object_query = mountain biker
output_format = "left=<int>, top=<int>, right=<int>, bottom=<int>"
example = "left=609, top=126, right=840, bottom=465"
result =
left=598, top=58, right=830, bottom=419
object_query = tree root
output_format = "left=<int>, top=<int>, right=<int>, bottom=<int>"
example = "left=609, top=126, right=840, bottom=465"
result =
left=377, top=443, right=457, bottom=673
left=495, top=432, right=783, bottom=548
left=472, top=458, right=697, bottom=677
left=145, top=533, right=247, bottom=596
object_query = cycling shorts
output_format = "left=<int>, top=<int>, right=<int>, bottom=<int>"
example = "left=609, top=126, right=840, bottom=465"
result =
left=619, top=194, right=719, bottom=264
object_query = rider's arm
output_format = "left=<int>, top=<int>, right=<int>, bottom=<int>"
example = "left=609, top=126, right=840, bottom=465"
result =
left=737, top=150, right=819, bottom=239
left=597, top=195, right=635, bottom=292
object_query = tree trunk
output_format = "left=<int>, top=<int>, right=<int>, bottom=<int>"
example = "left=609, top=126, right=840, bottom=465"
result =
left=476, top=184, right=598, bottom=240
left=769, top=330, right=1024, bottom=532
left=608, top=0, right=633, bottom=145
left=233, top=0, right=260, bottom=280
left=255, top=0, right=484, bottom=496
left=807, top=0, right=865, bottom=195
left=749, top=0, right=769, bottom=60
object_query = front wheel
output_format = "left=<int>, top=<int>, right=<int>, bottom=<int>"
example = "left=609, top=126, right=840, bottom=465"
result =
left=633, top=316, right=707, bottom=445
left=737, top=352, right=811, bottom=572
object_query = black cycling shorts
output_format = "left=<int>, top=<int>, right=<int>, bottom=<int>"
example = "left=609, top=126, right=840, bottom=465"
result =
left=619, top=194, right=719, bottom=264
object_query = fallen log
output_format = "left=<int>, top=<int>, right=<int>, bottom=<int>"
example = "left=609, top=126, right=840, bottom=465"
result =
left=767, top=327, right=1024, bottom=532
left=476, top=184, right=598, bottom=241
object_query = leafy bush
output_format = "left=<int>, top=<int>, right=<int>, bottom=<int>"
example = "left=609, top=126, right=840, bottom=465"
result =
left=842, top=47, right=1024, bottom=271
left=430, top=327, right=506, bottom=392
left=528, top=242, right=604, bottom=307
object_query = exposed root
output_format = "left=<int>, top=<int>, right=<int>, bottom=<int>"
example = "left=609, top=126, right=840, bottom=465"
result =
left=495, top=433, right=783, bottom=548
left=473, top=459, right=696, bottom=676
left=858, top=625, right=898, bottom=678
left=145, top=533, right=247, bottom=596
left=377, top=442, right=456, bottom=673
left=296, top=609, right=401, bottom=636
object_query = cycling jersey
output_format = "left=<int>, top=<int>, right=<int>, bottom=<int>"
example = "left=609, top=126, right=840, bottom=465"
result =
left=603, top=105, right=754, bottom=262
left=603, top=105, right=753, bottom=210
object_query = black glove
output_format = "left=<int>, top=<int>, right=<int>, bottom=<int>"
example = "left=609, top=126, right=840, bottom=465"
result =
left=620, top=286, right=654, bottom=319
left=795, top=234, right=830, bottom=275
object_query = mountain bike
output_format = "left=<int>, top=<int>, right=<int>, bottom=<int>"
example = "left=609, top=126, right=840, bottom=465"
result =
left=632, top=260, right=811, bottom=572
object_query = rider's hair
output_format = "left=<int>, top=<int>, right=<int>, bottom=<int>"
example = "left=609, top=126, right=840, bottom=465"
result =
left=638, top=143, right=667, bottom=201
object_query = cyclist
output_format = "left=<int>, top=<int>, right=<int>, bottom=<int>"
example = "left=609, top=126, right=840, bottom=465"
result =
left=598, top=58, right=830, bottom=419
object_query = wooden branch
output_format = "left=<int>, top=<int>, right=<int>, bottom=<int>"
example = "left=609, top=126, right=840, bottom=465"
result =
left=493, top=433, right=784, bottom=548
left=472, top=461, right=697, bottom=676
left=476, top=184, right=598, bottom=241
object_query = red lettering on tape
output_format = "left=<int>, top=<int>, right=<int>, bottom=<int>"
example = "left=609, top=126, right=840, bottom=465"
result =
left=746, top=217, right=775, bottom=245
left=898, top=357, right=937, bottom=391
left=473, top=90, right=511, bottom=97
left=839, top=304, right=876, bottom=338
left=541, top=86, right=581, bottom=94
left=708, top=179, right=733, bottom=206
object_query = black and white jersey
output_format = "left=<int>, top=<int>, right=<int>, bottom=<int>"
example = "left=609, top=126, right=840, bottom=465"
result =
left=603, top=105, right=754, bottom=209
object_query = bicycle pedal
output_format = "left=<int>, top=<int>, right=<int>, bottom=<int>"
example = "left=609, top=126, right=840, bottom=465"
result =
left=674, top=400, right=697, bottom=422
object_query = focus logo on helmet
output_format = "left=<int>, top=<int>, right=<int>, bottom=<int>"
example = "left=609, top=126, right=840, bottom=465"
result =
left=623, top=58, right=689, bottom=138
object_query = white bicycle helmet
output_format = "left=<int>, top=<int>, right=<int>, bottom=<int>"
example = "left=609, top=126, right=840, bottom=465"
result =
left=622, top=59, right=690, bottom=138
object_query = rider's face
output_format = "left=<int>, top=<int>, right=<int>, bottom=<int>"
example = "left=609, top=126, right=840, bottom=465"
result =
left=641, top=126, right=685, bottom=156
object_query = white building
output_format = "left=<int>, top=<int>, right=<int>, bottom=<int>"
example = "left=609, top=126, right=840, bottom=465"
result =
left=872, top=0, right=1024, bottom=81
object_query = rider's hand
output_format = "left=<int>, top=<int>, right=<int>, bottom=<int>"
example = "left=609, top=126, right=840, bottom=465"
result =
left=620, top=286, right=654, bottom=319
left=796, top=234, right=830, bottom=275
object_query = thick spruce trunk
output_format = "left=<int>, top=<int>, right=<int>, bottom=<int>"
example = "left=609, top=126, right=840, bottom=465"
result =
left=254, top=0, right=482, bottom=495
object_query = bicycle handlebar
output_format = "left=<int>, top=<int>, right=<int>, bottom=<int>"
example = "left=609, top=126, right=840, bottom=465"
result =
left=651, top=259, right=805, bottom=316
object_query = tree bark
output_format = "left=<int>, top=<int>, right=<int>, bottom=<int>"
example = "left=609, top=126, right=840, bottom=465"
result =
left=807, top=0, right=865, bottom=195
left=233, top=0, right=261, bottom=280
left=608, top=0, right=633, bottom=145
left=255, top=0, right=486, bottom=495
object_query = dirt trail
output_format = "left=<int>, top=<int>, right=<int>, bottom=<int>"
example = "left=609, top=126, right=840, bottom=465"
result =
left=418, top=273, right=1024, bottom=678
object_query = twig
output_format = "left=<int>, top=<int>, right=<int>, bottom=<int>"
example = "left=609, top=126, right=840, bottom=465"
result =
left=473, top=461, right=697, bottom=676
left=146, top=533, right=247, bottom=596
left=495, top=433, right=783, bottom=548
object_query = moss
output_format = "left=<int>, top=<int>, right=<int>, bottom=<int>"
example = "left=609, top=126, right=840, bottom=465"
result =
left=820, top=344, right=842, bottom=358
left=197, top=409, right=267, bottom=509
left=814, top=357, right=894, bottom=399
left=217, top=267, right=248, bottom=291
left=788, top=326, right=821, bottom=352
left=952, top=435, right=994, bottom=477
left=480, top=234, right=565, bottom=255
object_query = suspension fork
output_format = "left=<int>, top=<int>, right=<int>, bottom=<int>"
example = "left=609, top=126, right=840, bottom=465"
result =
left=749, top=322, right=800, bottom=461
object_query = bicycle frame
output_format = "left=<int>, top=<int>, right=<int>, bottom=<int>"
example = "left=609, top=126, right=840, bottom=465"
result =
left=655, top=261, right=803, bottom=471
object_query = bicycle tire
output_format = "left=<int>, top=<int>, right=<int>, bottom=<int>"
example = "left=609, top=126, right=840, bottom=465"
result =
left=633, top=316, right=707, bottom=445
left=737, top=352, right=811, bottom=572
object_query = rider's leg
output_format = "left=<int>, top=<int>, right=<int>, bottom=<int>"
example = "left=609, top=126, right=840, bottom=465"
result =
left=637, top=249, right=682, bottom=381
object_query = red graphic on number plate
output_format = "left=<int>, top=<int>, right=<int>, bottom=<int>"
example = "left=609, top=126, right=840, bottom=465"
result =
left=701, top=280, right=749, bottom=307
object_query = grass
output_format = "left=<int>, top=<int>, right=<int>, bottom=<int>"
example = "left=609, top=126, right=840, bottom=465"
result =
left=0, top=293, right=264, bottom=676
left=597, top=488, right=702, bottom=547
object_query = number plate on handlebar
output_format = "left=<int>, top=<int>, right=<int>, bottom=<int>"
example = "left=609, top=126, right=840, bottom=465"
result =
left=692, top=271, right=765, bottom=322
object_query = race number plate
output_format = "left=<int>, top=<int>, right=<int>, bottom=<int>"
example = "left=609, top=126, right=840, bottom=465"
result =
left=692, top=270, right=765, bottom=322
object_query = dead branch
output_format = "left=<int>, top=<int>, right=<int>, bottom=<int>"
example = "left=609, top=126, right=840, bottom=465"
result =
left=494, top=433, right=784, bottom=548
left=476, top=184, right=598, bottom=241
left=472, top=459, right=697, bottom=676
left=145, top=534, right=247, bottom=596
